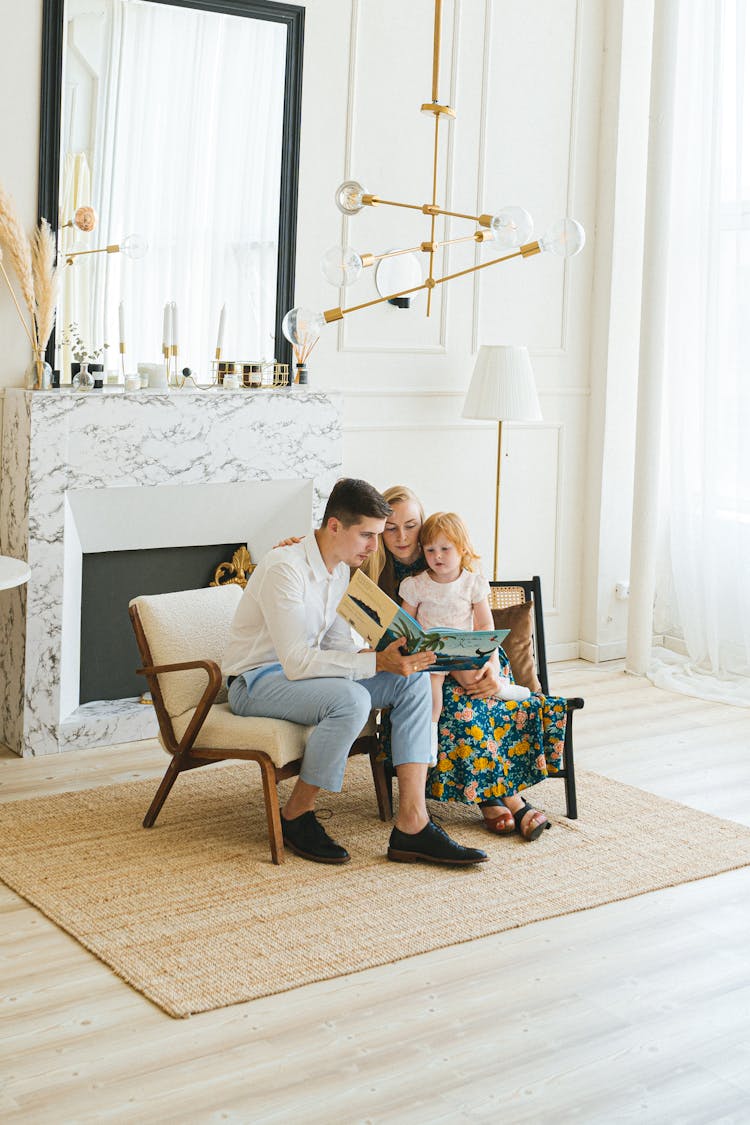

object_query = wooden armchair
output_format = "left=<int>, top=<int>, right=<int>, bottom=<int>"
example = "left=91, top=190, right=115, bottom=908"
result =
left=488, top=576, right=583, bottom=819
left=129, top=585, right=390, bottom=864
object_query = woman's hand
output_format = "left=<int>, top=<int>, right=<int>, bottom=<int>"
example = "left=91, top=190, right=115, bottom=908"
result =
left=273, top=535, right=304, bottom=549
left=462, top=661, right=502, bottom=700
left=375, top=639, right=437, bottom=678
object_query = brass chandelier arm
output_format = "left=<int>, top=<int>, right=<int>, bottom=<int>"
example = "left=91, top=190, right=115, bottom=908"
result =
left=432, top=243, right=539, bottom=287
left=365, top=244, right=425, bottom=265
left=365, top=197, right=424, bottom=212
left=432, top=0, right=442, bottom=103
left=364, top=229, right=494, bottom=268
left=365, top=195, right=491, bottom=227
left=427, top=111, right=441, bottom=317
left=65, top=244, right=120, bottom=263
left=324, top=239, right=543, bottom=321
left=326, top=280, right=429, bottom=319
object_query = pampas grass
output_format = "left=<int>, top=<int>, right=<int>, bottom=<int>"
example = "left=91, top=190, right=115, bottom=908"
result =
left=0, top=181, right=58, bottom=387
left=0, top=183, right=35, bottom=318
left=30, top=219, right=58, bottom=359
left=0, top=245, right=36, bottom=351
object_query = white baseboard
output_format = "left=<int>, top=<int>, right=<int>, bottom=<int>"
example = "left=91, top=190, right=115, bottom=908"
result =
left=659, top=633, right=689, bottom=656
left=575, top=635, right=669, bottom=664
left=547, top=642, right=582, bottom=663
left=578, top=640, right=627, bottom=663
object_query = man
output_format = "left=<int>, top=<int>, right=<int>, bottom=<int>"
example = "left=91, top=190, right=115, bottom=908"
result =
left=223, top=478, right=487, bottom=867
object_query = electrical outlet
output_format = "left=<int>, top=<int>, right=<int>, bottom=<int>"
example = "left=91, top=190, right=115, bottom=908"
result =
left=614, top=582, right=630, bottom=600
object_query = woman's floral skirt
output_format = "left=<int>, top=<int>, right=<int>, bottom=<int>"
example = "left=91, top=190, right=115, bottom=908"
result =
left=381, top=648, right=567, bottom=806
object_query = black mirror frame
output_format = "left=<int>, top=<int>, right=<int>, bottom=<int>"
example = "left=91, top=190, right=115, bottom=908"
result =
left=38, top=0, right=304, bottom=369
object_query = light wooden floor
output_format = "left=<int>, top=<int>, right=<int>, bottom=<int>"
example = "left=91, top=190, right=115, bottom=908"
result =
left=1, top=661, right=749, bottom=1123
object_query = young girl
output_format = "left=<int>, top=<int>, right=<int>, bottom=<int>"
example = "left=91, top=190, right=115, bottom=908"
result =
left=399, top=512, right=530, bottom=755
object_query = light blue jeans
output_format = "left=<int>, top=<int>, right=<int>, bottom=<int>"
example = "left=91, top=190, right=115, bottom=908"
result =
left=228, top=670, right=432, bottom=792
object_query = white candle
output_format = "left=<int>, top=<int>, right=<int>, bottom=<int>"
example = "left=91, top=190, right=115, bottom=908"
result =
left=162, top=303, right=172, bottom=351
left=118, top=300, right=126, bottom=349
left=171, top=301, right=178, bottom=350
left=216, top=303, right=226, bottom=352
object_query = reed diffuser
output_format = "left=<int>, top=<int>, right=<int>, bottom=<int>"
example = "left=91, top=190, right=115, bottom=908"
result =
left=292, top=333, right=317, bottom=385
left=0, top=181, right=58, bottom=389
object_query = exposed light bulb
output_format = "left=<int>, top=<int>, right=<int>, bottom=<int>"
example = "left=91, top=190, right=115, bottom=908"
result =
left=489, top=206, right=533, bottom=248
left=334, top=180, right=366, bottom=216
left=538, top=218, right=585, bottom=258
left=320, top=245, right=364, bottom=287
left=281, top=306, right=326, bottom=347
left=375, top=252, right=423, bottom=307
left=119, top=233, right=149, bottom=259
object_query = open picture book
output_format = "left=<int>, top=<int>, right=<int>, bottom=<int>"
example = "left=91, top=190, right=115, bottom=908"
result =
left=337, top=569, right=509, bottom=671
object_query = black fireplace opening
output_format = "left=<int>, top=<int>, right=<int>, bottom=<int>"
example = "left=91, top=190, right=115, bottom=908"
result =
left=79, top=543, right=242, bottom=704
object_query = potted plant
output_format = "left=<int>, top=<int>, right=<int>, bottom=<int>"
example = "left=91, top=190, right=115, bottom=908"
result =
left=62, top=322, right=104, bottom=385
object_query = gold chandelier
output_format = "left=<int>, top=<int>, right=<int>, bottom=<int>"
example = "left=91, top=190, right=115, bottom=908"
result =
left=282, top=0, right=585, bottom=350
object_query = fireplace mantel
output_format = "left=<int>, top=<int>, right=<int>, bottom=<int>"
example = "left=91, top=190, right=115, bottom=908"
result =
left=0, top=388, right=342, bottom=756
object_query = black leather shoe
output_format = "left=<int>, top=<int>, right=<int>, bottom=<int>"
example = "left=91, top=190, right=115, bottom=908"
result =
left=387, top=819, right=488, bottom=866
left=281, top=810, right=350, bottom=865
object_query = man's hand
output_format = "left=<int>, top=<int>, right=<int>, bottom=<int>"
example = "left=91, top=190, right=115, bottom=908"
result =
left=462, top=661, right=502, bottom=700
left=273, top=536, right=304, bottom=549
left=375, top=639, right=437, bottom=678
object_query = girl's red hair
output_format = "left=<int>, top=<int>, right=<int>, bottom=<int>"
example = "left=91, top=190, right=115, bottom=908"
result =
left=420, top=512, right=480, bottom=573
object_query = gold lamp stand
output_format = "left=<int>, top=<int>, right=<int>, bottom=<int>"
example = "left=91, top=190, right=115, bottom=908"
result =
left=462, top=346, right=543, bottom=581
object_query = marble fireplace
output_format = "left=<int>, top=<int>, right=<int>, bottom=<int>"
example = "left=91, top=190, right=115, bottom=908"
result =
left=0, top=388, right=342, bottom=756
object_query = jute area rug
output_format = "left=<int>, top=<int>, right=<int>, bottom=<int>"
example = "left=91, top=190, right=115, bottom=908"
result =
left=2, top=758, right=750, bottom=1019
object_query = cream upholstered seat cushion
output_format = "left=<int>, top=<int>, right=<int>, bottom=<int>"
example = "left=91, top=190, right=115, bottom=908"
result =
left=130, top=585, right=243, bottom=717
left=168, top=704, right=312, bottom=768
left=132, top=583, right=378, bottom=768
left=167, top=705, right=378, bottom=770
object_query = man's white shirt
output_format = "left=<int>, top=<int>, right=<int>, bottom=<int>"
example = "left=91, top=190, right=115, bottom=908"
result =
left=222, top=534, right=377, bottom=681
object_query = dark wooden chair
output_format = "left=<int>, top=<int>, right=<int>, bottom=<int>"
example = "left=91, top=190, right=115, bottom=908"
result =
left=488, top=576, right=583, bottom=819
left=129, top=585, right=390, bottom=864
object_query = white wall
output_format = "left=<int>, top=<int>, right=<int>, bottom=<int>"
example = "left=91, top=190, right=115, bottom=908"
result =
left=0, top=0, right=646, bottom=661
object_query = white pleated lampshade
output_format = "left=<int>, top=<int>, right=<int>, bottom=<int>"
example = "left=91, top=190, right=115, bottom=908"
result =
left=462, top=345, right=543, bottom=422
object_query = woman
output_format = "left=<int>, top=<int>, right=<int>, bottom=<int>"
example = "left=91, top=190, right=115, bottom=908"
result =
left=365, top=485, right=566, bottom=841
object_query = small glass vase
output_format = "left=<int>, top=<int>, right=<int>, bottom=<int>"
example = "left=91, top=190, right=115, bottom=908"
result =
left=72, top=361, right=95, bottom=391
left=25, top=354, right=53, bottom=391
left=295, top=362, right=308, bottom=385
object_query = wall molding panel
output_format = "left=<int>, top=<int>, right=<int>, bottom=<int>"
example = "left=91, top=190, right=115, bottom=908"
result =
left=474, top=0, right=583, bottom=356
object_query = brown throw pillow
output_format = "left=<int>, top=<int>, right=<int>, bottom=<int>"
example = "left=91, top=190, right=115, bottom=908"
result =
left=491, top=601, right=542, bottom=692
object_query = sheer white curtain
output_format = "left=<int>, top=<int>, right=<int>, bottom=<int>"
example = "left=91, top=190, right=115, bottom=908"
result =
left=649, top=0, right=750, bottom=705
left=91, top=1, right=286, bottom=373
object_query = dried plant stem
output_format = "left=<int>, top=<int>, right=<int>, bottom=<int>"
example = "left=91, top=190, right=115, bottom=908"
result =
left=0, top=257, right=37, bottom=351
left=30, top=219, right=57, bottom=355
left=0, top=184, right=35, bottom=321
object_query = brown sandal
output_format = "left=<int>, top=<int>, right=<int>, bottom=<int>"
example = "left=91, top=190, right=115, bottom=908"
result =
left=482, top=808, right=515, bottom=836
left=513, top=799, right=551, bottom=841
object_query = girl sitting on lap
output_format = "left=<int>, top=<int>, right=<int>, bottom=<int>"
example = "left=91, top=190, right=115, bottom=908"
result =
left=400, top=512, right=529, bottom=760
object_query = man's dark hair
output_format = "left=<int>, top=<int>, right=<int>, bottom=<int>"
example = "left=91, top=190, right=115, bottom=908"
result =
left=321, top=478, right=392, bottom=528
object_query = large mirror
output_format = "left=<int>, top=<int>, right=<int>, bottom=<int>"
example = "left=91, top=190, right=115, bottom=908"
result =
left=39, top=0, right=303, bottom=378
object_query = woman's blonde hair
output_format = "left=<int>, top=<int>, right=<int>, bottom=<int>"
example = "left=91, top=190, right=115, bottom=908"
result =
left=420, top=511, right=480, bottom=573
left=362, top=484, right=425, bottom=582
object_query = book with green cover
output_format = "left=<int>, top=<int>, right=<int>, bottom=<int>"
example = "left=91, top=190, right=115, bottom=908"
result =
left=337, top=569, right=509, bottom=671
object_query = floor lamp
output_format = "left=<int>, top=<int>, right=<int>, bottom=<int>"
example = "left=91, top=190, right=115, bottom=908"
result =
left=462, top=345, right=542, bottom=579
